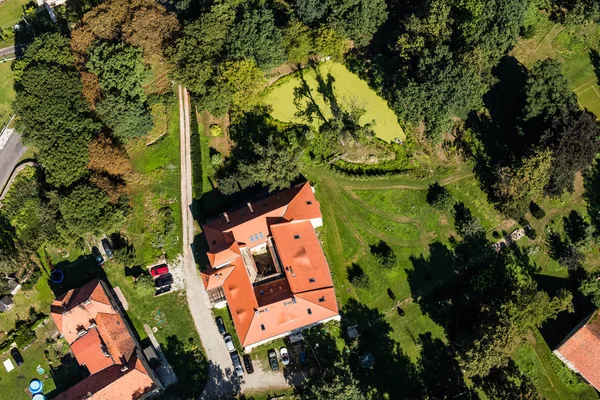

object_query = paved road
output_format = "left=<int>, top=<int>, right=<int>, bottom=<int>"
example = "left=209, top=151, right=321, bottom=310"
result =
left=0, top=131, right=26, bottom=195
left=0, top=44, right=24, bottom=58
left=177, top=87, right=300, bottom=398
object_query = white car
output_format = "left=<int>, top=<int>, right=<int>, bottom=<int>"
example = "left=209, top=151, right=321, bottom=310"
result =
left=280, top=347, right=290, bottom=366
left=224, top=334, right=235, bottom=353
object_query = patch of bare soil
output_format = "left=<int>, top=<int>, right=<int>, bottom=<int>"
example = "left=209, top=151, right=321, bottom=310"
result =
left=340, top=141, right=396, bottom=164
left=198, top=110, right=233, bottom=157
left=439, top=216, right=448, bottom=225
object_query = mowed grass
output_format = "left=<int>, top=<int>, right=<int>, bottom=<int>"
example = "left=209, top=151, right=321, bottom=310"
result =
left=0, top=0, right=28, bottom=30
left=265, top=61, right=405, bottom=143
left=0, top=61, right=15, bottom=127
left=0, top=277, right=54, bottom=335
left=514, top=330, right=598, bottom=400
left=511, top=11, right=600, bottom=117
left=304, top=165, right=493, bottom=360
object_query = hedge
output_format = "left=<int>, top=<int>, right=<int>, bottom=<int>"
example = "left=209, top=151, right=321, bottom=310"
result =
left=0, top=313, right=46, bottom=352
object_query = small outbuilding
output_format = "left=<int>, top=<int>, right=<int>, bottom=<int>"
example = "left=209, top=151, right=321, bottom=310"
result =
left=0, top=295, right=14, bottom=312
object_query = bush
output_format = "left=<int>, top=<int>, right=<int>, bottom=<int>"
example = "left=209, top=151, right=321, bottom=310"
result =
left=427, top=182, right=455, bottom=210
left=15, top=330, right=36, bottom=349
left=369, top=240, right=397, bottom=269
left=529, top=202, right=546, bottom=220
left=347, top=263, right=369, bottom=288
left=21, top=266, right=42, bottom=291
left=526, top=228, right=537, bottom=240
left=492, top=231, right=501, bottom=239
left=135, top=274, right=155, bottom=297
left=210, top=124, right=222, bottom=137
left=521, top=25, right=536, bottom=39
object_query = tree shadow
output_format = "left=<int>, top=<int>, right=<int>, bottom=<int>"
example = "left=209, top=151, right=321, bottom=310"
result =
left=584, top=162, right=600, bottom=232
left=48, top=254, right=108, bottom=297
left=546, top=231, right=584, bottom=272
left=340, top=299, right=423, bottom=398
left=590, top=49, right=600, bottom=84
left=160, top=335, right=214, bottom=399
left=44, top=353, right=88, bottom=399
left=346, top=263, right=369, bottom=287
left=563, top=210, right=591, bottom=244
left=473, top=359, right=539, bottom=399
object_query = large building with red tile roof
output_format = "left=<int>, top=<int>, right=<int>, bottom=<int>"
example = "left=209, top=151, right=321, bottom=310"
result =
left=554, top=310, right=600, bottom=391
left=201, top=182, right=339, bottom=351
left=50, top=279, right=162, bottom=399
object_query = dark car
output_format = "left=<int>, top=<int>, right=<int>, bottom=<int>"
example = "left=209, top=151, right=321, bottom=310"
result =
left=11, top=348, right=23, bottom=366
left=154, top=273, right=174, bottom=288
left=268, top=349, right=279, bottom=371
left=230, top=352, right=244, bottom=377
left=243, top=354, right=254, bottom=374
left=299, top=344, right=306, bottom=364
left=154, top=285, right=172, bottom=296
left=92, top=246, right=104, bottom=267
left=215, top=316, right=226, bottom=335
left=101, top=239, right=113, bottom=260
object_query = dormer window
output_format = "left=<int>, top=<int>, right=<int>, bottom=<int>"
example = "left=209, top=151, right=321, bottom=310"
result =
left=319, top=296, right=325, bottom=302
left=261, top=324, right=266, bottom=331
left=294, top=235, right=300, bottom=239
left=309, top=278, right=315, bottom=283
left=307, top=308, right=312, bottom=315
left=306, top=201, right=312, bottom=205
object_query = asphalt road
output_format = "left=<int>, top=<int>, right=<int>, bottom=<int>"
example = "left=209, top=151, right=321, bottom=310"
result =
left=0, top=131, right=26, bottom=194
left=0, top=44, right=22, bottom=58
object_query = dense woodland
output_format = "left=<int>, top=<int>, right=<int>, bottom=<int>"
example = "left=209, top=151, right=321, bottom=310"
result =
left=3, top=0, right=600, bottom=398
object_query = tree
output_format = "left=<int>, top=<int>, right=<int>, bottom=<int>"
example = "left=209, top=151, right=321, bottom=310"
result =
left=326, top=0, right=388, bottom=47
left=541, top=111, right=600, bottom=196
left=14, top=34, right=99, bottom=187
left=453, top=202, right=485, bottom=239
left=226, top=3, right=286, bottom=69
left=427, top=182, right=455, bottom=210
left=87, top=41, right=153, bottom=140
left=58, top=185, right=125, bottom=240
left=219, top=59, right=267, bottom=113
left=493, top=149, right=552, bottom=217
left=238, top=136, right=302, bottom=192
left=88, top=134, right=132, bottom=176
left=71, top=0, right=178, bottom=63
left=523, top=59, right=578, bottom=121
left=283, top=21, right=314, bottom=64
left=300, top=361, right=366, bottom=400
left=580, top=274, right=600, bottom=308
left=313, top=25, right=347, bottom=60
left=294, top=0, right=328, bottom=25
left=370, top=240, right=397, bottom=269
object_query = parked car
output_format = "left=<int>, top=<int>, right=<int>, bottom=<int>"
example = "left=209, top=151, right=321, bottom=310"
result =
left=11, top=348, right=23, bottom=366
left=92, top=247, right=104, bottom=267
left=101, top=239, right=113, bottom=260
left=231, top=352, right=244, bottom=377
left=280, top=347, right=290, bottom=366
left=224, top=334, right=235, bottom=353
left=154, top=273, right=173, bottom=288
left=243, top=354, right=254, bottom=374
left=215, top=316, right=226, bottom=335
left=268, top=350, right=279, bottom=371
left=299, top=344, right=306, bottom=364
left=150, top=264, right=169, bottom=277
left=154, top=285, right=172, bottom=296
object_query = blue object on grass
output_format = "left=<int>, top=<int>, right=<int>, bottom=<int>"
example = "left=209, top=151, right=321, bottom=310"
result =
left=29, top=378, right=43, bottom=394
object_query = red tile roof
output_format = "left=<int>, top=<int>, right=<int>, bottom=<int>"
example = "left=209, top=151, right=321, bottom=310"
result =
left=555, top=311, right=600, bottom=390
left=50, top=280, right=156, bottom=398
left=70, top=328, right=114, bottom=374
left=201, top=183, right=338, bottom=349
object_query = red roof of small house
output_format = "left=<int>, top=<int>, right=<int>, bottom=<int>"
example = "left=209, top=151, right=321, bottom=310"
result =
left=555, top=310, right=600, bottom=390
left=53, top=356, right=154, bottom=400
left=70, top=328, right=114, bottom=374
left=201, top=183, right=339, bottom=349
left=50, top=280, right=156, bottom=398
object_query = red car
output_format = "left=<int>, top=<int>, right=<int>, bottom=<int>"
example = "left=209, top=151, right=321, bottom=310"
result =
left=150, top=264, right=169, bottom=277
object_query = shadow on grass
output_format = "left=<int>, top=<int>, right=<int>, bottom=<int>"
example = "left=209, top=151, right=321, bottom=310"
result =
left=45, top=353, right=88, bottom=399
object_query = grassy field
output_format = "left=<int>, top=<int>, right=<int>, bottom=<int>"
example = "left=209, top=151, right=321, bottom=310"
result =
left=514, top=330, right=598, bottom=400
left=0, top=0, right=28, bottom=30
left=0, top=61, right=15, bottom=127
left=265, top=61, right=405, bottom=143
left=0, top=276, right=54, bottom=335
left=511, top=10, right=600, bottom=117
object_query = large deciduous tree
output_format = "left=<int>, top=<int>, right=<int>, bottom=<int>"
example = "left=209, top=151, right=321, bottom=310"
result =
left=14, top=34, right=99, bottom=188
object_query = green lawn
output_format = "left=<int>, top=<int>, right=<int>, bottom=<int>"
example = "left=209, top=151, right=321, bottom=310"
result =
left=265, top=61, right=405, bottom=143
left=0, top=0, right=28, bottom=30
left=0, top=61, right=15, bottom=127
left=511, top=11, right=600, bottom=117
left=0, top=276, right=54, bottom=336
left=514, top=330, right=598, bottom=400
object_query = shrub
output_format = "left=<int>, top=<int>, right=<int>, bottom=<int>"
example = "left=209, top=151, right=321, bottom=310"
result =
left=15, top=330, right=36, bottom=349
left=347, top=263, right=369, bottom=288
left=529, top=202, right=546, bottom=220
left=210, top=124, right=222, bottom=137
left=526, top=228, right=537, bottom=240
left=521, top=25, right=536, bottom=39
left=369, top=240, right=397, bottom=269
left=397, top=307, right=405, bottom=317
left=492, top=231, right=501, bottom=239
left=135, top=273, right=155, bottom=297
left=21, top=266, right=42, bottom=291
left=427, top=182, right=455, bottom=210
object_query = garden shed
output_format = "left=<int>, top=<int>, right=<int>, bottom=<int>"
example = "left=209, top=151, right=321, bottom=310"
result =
left=0, top=295, right=14, bottom=312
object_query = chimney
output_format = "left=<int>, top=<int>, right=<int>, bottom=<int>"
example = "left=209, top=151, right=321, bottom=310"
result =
left=223, top=212, right=230, bottom=224
left=247, top=202, right=254, bottom=214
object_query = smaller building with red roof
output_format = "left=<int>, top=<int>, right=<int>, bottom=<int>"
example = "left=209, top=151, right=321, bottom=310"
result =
left=554, top=310, right=600, bottom=391
left=50, top=279, right=162, bottom=400
left=201, top=182, right=340, bottom=351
